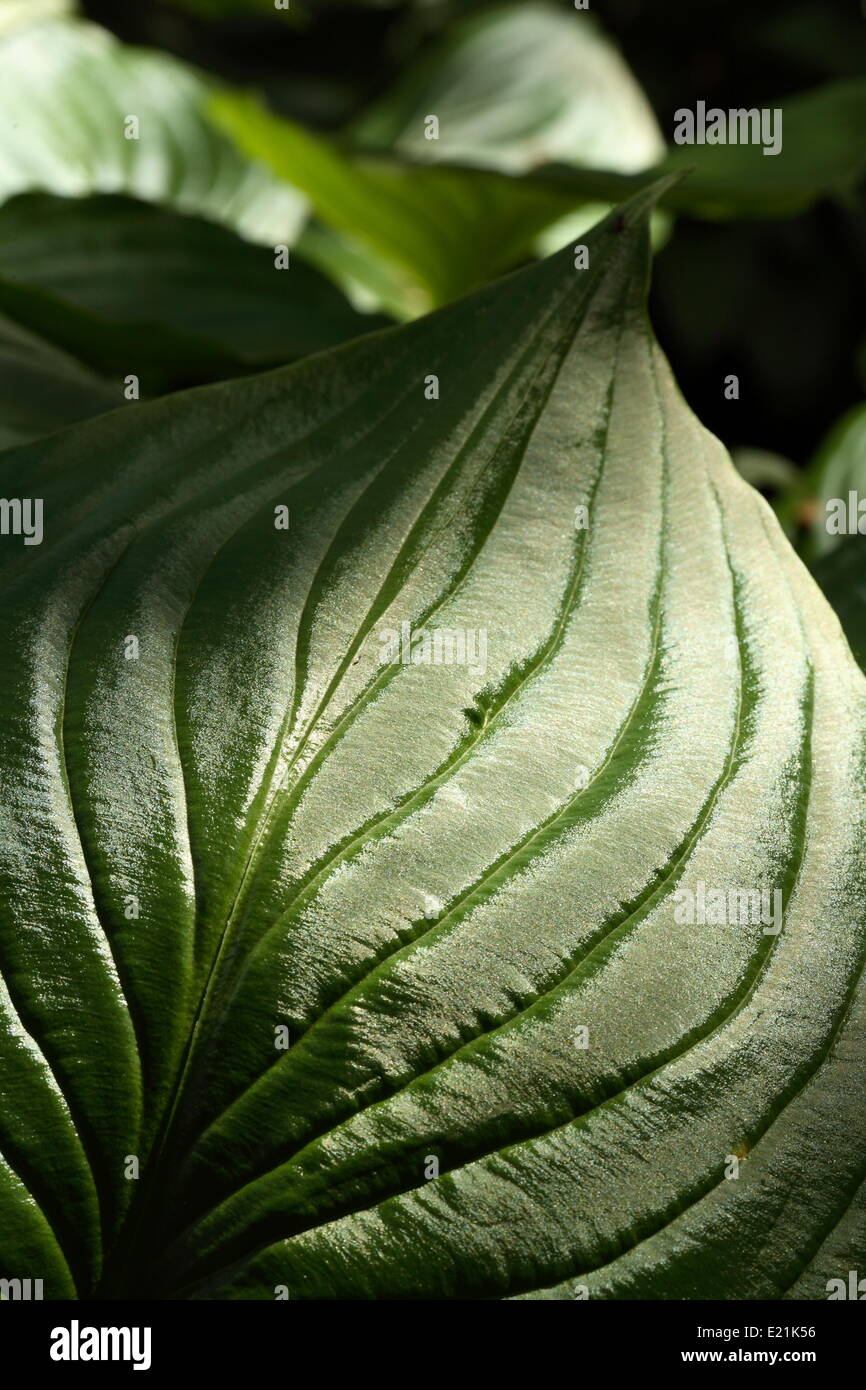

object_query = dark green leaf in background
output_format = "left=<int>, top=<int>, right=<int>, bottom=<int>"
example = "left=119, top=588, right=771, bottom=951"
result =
left=0, top=312, right=120, bottom=448
left=213, top=68, right=866, bottom=318
left=813, top=538, right=866, bottom=678
left=158, top=0, right=298, bottom=17
left=732, top=447, right=799, bottom=496
left=522, top=77, right=866, bottom=222
left=0, top=193, right=387, bottom=392
left=6, top=9, right=861, bottom=337
left=660, top=77, right=866, bottom=218
left=788, top=403, right=866, bottom=561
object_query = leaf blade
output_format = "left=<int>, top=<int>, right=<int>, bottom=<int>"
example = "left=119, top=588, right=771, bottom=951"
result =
left=2, top=187, right=865, bottom=1300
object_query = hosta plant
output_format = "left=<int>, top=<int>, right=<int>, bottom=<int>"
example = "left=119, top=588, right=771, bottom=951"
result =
left=1, top=187, right=865, bottom=1300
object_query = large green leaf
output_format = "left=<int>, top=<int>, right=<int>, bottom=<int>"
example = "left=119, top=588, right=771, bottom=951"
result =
left=1, top=187, right=865, bottom=1301
left=0, top=17, right=305, bottom=244
left=0, top=193, right=387, bottom=391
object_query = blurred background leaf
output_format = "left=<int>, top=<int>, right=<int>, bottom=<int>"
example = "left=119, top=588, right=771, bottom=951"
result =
left=732, top=446, right=798, bottom=495
left=0, top=17, right=305, bottom=242
left=812, top=535, right=866, bottom=675
left=780, top=403, right=866, bottom=562
left=205, top=3, right=672, bottom=316
left=659, top=78, right=866, bottom=218
left=211, top=89, right=597, bottom=315
left=0, top=0, right=863, bottom=564
left=0, top=192, right=387, bottom=390
left=352, top=3, right=665, bottom=175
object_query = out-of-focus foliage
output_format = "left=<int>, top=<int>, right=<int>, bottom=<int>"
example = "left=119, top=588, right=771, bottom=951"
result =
left=207, top=4, right=670, bottom=315
left=813, top=537, right=866, bottom=674
left=354, top=3, right=665, bottom=175
left=159, top=0, right=296, bottom=15
left=778, top=404, right=866, bottom=562
left=0, top=17, right=305, bottom=244
left=732, top=448, right=798, bottom=496
left=754, top=3, right=866, bottom=79
left=0, top=192, right=386, bottom=392
left=659, top=79, right=866, bottom=218
left=0, top=0, right=75, bottom=33
left=160, top=0, right=398, bottom=11
left=0, top=0, right=864, bottom=535
left=0, top=311, right=120, bottom=447
left=212, top=89, right=589, bottom=315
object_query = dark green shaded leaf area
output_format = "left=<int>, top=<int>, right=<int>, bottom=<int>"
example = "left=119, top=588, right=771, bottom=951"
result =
left=1, top=190, right=865, bottom=1301
left=658, top=77, right=866, bottom=217
left=787, top=404, right=866, bottom=564
left=813, top=539, right=866, bottom=678
left=0, top=193, right=385, bottom=393
left=0, top=313, right=121, bottom=449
